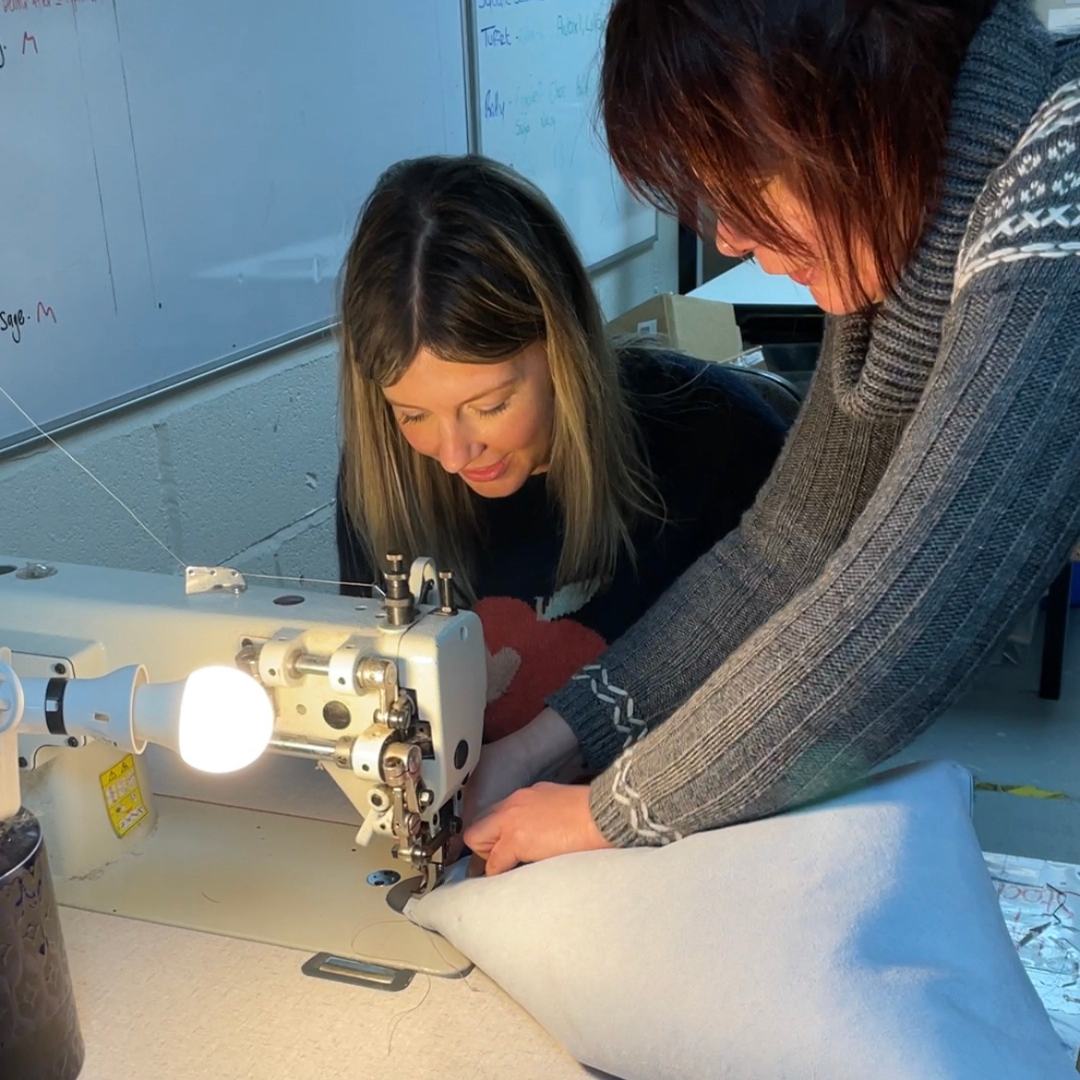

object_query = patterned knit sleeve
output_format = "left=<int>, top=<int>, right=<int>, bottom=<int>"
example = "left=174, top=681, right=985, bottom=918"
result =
left=954, top=77, right=1080, bottom=295
left=546, top=316, right=907, bottom=775
left=586, top=180, right=1080, bottom=847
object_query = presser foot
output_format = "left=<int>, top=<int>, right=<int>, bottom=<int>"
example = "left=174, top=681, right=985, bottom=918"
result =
left=394, top=819, right=457, bottom=895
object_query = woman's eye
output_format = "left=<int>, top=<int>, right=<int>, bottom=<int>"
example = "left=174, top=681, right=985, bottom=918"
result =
left=477, top=400, right=510, bottom=418
left=397, top=412, right=426, bottom=426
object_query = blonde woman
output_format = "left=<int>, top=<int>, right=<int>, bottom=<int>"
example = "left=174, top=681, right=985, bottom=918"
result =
left=336, top=155, right=788, bottom=742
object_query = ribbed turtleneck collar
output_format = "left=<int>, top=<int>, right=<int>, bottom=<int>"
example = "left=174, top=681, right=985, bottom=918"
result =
left=831, top=0, right=1055, bottom=419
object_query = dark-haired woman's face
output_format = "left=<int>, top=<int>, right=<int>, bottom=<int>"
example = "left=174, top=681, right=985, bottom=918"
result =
left=714, top=180, right=884, bottom=314
left=382, top=341, right=555, bottom=498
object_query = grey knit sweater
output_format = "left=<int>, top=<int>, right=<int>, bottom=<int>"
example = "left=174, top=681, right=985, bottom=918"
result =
left=547, top=0, right=1080, bottom=847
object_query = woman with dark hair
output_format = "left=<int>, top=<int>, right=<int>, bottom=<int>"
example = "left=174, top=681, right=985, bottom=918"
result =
left=336, top=155, right=787, bottom=744
left=466, top=0, right=1080, bottom=873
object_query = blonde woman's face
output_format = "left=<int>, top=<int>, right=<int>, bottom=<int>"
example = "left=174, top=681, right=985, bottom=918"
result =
left=382, top=341, right=555, bottom=498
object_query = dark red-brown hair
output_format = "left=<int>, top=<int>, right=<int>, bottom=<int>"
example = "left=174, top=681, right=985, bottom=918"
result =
left=602, top=0, right=996, bottom=305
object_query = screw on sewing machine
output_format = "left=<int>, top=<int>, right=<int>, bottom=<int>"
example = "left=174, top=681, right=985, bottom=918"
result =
left=333, top=738, right=353, bottom=769
left=234, top=642, right=260, bottom=679
left=437, top=570, right=458, bottom=615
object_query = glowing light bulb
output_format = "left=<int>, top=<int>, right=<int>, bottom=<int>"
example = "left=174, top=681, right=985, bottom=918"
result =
left=176, top=666, right=273, bottom=773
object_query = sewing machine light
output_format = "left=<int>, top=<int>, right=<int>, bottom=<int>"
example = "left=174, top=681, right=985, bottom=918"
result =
left=136, top=666, right=273, bottom=773
left=0, top=658, right=272, bottom=775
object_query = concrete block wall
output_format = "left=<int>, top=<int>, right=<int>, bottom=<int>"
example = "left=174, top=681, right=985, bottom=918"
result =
left=0, top=338, right=342, bottom=584
left=0, top=217, right=678, bottom=585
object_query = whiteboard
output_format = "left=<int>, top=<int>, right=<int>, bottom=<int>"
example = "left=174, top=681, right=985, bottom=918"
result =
left=469, top=0, right=656, bottom=269
left=0, top=0, right=468, bottom=450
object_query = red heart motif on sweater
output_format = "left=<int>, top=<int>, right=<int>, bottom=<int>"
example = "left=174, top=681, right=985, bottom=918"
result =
left=473, top=595, right=607, bottom=743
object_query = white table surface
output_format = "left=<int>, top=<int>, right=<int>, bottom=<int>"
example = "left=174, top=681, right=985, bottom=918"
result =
left=57, top=756, right=1078, bottom=1076
left=58, top=751, right=587, bottom=1078
left=55, top=846, right=1080, bottom=1076
left=63, top=906, right=586, bottom=1080
left=690, top=259, right=817, bottom=307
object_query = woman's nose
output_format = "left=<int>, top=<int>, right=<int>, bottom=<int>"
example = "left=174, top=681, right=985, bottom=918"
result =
left=437, top=423, right=483, bottom=474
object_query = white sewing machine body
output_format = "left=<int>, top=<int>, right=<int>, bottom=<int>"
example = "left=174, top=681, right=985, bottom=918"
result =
left=0, top=555, right=485, bottom=981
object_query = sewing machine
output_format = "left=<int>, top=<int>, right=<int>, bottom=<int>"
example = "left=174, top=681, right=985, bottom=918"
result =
left=0, top=553, right=485, bottom=984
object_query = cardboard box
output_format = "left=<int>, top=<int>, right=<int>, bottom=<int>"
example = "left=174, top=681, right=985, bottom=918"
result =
left=606, top=293, right=744, bottom=365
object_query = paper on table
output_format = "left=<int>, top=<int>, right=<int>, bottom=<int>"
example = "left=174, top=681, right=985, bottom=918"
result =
left=985, top=851, right=1080, bottom=1059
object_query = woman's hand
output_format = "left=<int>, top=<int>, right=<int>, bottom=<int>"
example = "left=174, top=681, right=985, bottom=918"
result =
left=462, top=707, right=582, bottom=828
left=464, top=782, right=612, bottom=875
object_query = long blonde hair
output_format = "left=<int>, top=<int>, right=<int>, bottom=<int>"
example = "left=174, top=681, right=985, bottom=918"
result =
left=339, top=155, right=654, bottom=601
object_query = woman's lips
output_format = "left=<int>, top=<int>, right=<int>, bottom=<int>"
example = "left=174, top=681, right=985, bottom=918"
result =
left=461, top=457, right=509, bottom=483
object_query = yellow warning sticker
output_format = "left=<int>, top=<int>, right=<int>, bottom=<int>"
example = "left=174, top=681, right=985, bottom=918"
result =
left=99, top=753, right=149, bottom=837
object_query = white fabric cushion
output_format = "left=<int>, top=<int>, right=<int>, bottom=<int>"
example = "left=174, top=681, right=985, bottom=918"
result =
left=408, top=761, right=1074, bottom=1080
